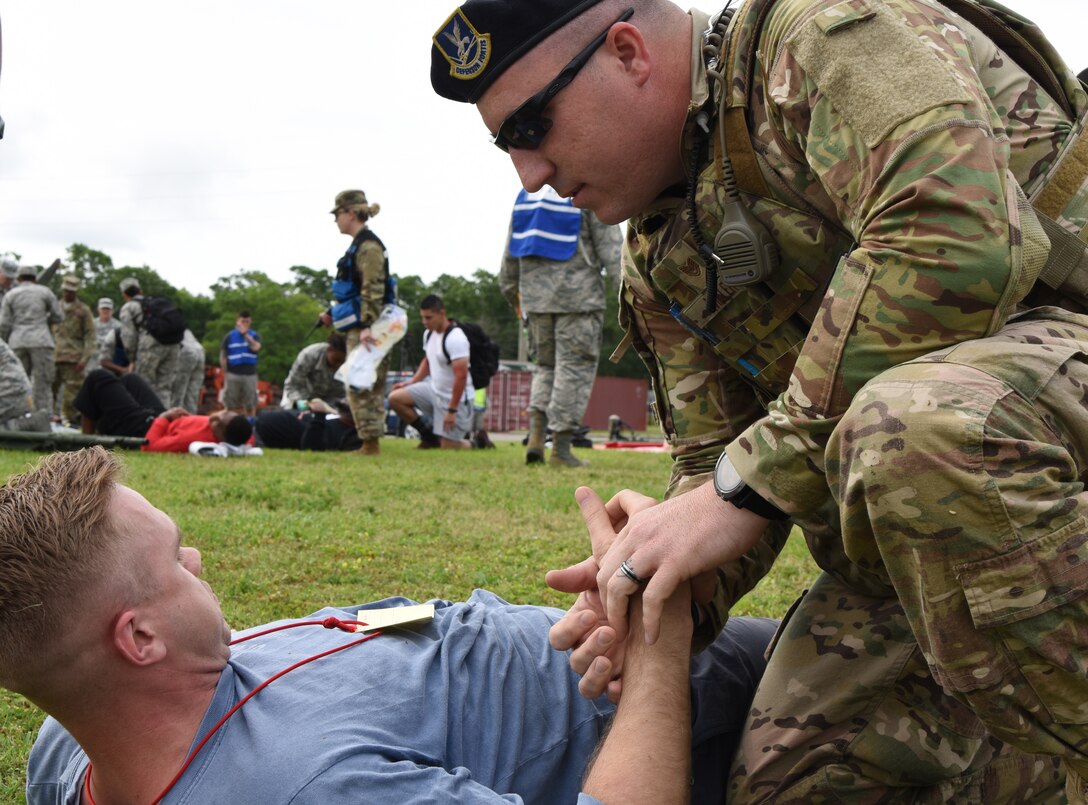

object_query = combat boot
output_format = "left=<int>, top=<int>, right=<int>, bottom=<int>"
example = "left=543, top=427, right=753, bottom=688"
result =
left=549, top=430, right=588, bottom=467
left=526, top=411, right=547, bottom=464
left=353, top=438, right=380, bottom=456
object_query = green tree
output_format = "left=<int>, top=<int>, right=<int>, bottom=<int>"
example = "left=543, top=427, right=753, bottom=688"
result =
left=175, top=290, right=216, bottom=343
left=289, top=265, right=331, bottom=306
left=66, top=243, right=115, bottom=280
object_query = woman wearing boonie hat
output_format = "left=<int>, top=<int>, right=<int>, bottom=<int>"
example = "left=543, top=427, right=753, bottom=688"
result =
left=320, top=189, right=390, bottom=456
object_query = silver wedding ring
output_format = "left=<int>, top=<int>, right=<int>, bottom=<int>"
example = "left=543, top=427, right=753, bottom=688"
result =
left=618, top=558, right=648, bottom=585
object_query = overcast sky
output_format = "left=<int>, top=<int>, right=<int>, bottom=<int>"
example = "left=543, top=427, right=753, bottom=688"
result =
left=1, top=1, right=1086, bottom=296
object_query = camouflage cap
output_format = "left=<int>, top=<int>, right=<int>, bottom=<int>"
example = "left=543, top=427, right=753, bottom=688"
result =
left=431, top=0, right=606, bottom=103
left=331, top=189, right=368, bottom=213
left=16, top=264, right=37, bottom=279
left=119, top=276, right=141, bottom=294
left=62, top=274, right=81, bottom=291
left=97, top=297, right=114, bottom=309
left=0, top=257, right=17, bottom=279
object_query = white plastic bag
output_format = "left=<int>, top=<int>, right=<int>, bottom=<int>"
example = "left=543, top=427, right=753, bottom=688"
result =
left=334, top=303, right=408, bottom=391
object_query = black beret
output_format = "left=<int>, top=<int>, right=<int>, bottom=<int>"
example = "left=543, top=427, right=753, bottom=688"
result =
left=431, top=0, right=606, bottom=104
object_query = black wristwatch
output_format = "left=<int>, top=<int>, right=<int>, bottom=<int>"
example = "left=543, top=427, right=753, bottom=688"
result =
left=447, top=407, right=458, bottom=414
left=713, top=452, right=789, bottom=521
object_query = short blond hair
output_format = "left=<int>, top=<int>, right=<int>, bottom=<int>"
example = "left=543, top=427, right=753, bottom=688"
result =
left=0, top=448, right=124, bottom=689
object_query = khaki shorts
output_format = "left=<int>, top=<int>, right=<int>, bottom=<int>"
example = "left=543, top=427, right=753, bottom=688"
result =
left=223, top=372, right=258, bottom=409
left=405, top=381, right=473, bottom=440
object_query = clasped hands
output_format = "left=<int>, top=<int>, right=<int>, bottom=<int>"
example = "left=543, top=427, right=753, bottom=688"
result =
left=547, top=481, right=768, bottom=701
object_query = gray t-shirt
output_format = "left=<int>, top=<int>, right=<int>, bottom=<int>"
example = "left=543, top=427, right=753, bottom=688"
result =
left=26, top=591, right=775, bottom=804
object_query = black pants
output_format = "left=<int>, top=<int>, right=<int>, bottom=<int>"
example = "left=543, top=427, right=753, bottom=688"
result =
left=75, top=370, right=164, bottom=437
left=254, top=409, right=361, bottom=451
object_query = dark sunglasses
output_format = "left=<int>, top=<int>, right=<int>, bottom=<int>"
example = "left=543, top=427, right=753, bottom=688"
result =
left=491, top=7, right=634, bottom=153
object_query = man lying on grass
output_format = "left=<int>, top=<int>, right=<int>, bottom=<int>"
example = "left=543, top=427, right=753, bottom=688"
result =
left=0, top=447, right=776, bottom=804
left=75, top=370, right=252, bottom=453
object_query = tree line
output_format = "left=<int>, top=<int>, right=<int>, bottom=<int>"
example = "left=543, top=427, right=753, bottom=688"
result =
left=16, top=243, right=648, bottom=386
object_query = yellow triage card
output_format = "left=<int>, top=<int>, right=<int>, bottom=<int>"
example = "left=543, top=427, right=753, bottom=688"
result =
left=352, top=604, right=435, bottom=632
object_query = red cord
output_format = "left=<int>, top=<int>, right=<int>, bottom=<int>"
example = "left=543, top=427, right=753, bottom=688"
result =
left=84, top=617, right=379, bottom=805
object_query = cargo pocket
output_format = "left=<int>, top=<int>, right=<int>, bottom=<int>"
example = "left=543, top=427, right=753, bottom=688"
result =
left=955, top=517, right=1088, bottom=724
left=763, top=587, right=809, bottom=662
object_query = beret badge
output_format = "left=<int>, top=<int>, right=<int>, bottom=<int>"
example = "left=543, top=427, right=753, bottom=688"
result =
left=434, top=9, right=492, bottom=81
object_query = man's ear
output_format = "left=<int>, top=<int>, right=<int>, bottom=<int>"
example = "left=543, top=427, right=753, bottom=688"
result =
left=112, top=609, right=167, bottom=667
left=608, top=21, right=652, bottom=87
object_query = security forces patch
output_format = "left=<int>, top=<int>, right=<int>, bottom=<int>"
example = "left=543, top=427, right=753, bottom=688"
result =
left=434, top=9, right=491, bottom=80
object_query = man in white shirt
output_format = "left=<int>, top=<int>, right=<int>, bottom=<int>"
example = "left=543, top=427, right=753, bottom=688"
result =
left=388, top=294, right=475, bottom=449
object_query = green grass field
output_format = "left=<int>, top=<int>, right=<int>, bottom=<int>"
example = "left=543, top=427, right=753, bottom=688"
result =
left=0, top=438, right=819, bottom=799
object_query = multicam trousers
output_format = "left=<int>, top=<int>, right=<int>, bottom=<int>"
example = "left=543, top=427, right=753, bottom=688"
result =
left=730, top=308, right=1088, bottom=803
left=527, top=310, right=603, bottom=432
left=343, top=328, right=388, bottom=441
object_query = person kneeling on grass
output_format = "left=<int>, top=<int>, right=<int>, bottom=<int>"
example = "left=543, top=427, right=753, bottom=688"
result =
left=75, top=368, right=252, bottom=452
left=3, top=447, right=776, bottom=804
left=387, top=294, right=475, bottom=450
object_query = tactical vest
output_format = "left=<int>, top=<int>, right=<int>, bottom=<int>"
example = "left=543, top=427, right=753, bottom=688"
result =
left=621, top=0, right=1088, bottom=402
left=334, top=229, right=390, bottom=303
left=331, top=229, right=394, bottom=331
left=224, top=328, right=258, bottom=369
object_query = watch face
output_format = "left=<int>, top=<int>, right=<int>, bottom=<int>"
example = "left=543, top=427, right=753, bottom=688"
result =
left=714, top=452, right=745, bottom=498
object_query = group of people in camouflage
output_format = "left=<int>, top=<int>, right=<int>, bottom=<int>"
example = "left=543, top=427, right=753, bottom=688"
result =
left=0, top=266, right=200, bottom=433
left=0, top=258, right=110, bottom=432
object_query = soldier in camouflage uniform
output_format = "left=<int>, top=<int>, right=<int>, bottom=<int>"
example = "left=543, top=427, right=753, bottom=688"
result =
left=0, top=264, right=64, bottom=415
left=500, top=188, right=621, bottom=466
left=0, top=338, right=49, bottom=431
left=319, top=190, right=389, bottom=456
left=51, top=275, right=96, bottom=424
left=433, top=0, right=1088, bottom=800
left=118, top=277, right=179, bottom=408
left=280, top=333, right=348, bottom=410
left=86, top=297, right=121, bottom=374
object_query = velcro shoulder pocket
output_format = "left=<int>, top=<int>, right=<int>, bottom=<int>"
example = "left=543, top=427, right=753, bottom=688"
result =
left=786, top=0, right=971, bottom=147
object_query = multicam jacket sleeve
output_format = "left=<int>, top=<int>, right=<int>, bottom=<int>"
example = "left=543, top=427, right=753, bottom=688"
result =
left=723, top=0, right=1066, bottom=521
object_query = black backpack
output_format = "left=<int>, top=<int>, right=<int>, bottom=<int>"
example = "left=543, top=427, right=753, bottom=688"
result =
left=139, top=296, right=187, bottom=345
left=428, top=320, right=500, bottom=389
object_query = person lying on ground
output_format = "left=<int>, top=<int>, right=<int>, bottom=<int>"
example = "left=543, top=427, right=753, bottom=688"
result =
left=75, top=368, right=251, bottom=452
left=254, top=400, right=362, bottom=452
